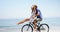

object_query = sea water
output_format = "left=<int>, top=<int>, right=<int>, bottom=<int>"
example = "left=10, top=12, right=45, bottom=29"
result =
left=0, top=18, right=60, bottom=28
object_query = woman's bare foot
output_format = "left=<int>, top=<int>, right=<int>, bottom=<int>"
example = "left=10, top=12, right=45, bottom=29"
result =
left=17, top=22, right=20, bottom=25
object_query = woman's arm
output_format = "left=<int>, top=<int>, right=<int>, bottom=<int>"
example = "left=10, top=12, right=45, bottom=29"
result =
left=36, top=11, right=40, bottom=16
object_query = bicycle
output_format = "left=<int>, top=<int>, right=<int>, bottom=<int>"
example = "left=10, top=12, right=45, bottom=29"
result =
left=21, top=18, right=49, bottom=32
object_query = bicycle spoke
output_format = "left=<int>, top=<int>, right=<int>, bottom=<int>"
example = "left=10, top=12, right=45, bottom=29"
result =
left=40, top=24, right=49, bottom=32
left=21, top=24, right=33, bottom=32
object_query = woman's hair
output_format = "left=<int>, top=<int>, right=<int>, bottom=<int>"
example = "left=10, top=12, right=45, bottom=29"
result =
left=31, top=5, right=37, bottom=13
left=33, top=5, right=37, bottom=8
left=31, top=7, right=34, bottom=13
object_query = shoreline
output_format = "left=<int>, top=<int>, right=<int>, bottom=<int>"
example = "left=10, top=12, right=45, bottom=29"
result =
left=0, top=26, right=60, bottom=32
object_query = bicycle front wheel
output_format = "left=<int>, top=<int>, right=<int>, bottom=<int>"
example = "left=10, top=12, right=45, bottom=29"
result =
left=21, top=24, right=33, bottom=32
left=39, top=24, right=49, bottom=32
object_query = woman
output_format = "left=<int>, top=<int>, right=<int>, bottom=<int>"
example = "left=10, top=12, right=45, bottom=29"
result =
left=17, top=5, right=42, bottom=30
left=32, top=5, right=42, bottom=30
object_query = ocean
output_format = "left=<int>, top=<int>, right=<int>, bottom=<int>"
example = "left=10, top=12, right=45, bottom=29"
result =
left=0, top=18, right=60, bottom=28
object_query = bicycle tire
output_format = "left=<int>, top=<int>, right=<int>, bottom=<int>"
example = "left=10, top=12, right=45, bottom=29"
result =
left=21, top=24, right=33, bottom=32
left=39, top=24, right=49, bottom=32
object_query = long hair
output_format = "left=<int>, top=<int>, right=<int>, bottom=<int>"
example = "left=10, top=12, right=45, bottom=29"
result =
left=31, top=7, right=34, bottom=13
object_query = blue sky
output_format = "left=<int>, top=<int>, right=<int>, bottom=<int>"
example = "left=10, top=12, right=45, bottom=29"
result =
left=0, top=0, right=60, bottom=19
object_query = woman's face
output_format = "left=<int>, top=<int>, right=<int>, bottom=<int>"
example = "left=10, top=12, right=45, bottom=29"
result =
left=31, top=6, right=37, bottom=12
left=33, top=6, right=37, bottom=11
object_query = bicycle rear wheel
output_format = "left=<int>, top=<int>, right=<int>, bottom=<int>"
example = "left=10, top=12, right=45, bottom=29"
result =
left=39, top=24, right=49, bottom=32
left=21, top=24, right=33, bottom=32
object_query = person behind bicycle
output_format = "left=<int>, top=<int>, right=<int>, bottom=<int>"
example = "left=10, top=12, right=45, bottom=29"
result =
left=17, top=5, right=42, bottom=30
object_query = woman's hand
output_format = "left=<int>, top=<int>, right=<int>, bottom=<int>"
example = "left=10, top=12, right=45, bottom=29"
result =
left=32, top=16, right=36, bottom=18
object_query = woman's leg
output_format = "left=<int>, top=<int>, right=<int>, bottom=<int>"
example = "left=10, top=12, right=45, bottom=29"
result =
left=33, top=18, right=42, bottom=30
left=17, top=18, right=30, bottom=25
left=33, top=19, right=37, bottom=29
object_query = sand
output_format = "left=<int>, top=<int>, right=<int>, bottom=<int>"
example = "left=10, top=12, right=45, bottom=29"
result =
left=0, top=26, right=60, bottom=32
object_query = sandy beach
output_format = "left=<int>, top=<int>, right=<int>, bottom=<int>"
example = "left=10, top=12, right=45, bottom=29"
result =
left=0, top=26, right=60, bottom=32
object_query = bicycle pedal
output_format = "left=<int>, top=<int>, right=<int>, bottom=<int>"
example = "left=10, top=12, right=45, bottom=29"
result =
left=37, top=28, right=40, bottom=31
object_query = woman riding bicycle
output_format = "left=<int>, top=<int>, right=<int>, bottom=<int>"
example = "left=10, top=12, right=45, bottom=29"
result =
left=17, top=5, right=42, bottom=30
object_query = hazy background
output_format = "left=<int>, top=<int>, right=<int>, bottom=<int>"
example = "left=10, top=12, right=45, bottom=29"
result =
left=0, top=0, right=60, bottom=19
left=0, top=1, right=60, bottom=32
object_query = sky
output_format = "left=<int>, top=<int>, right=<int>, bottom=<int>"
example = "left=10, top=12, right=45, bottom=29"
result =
left=0, top=0, right=60, bottom=19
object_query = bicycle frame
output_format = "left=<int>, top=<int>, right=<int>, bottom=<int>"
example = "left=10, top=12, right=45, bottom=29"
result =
left=28, top=21, right=41, bottom=30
